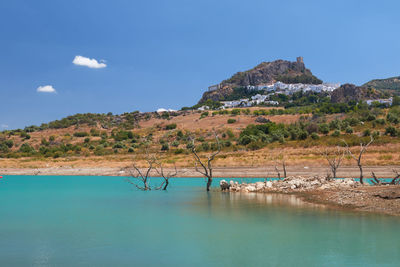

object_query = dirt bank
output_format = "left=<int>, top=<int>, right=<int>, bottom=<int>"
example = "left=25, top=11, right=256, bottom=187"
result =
left=1, top=165, right=399, bottom=178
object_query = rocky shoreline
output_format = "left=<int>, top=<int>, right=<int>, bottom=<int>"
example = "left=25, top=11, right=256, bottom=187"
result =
left=219, top=176, right=400, bottom=216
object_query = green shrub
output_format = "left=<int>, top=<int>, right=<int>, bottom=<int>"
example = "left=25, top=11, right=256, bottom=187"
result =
left=161, top=144, right=169, bottom=151
left=174, top=148, right=184, bottom=154
left=73, top=132, right=89, bottom=137
left=385, top=126, right=397, bottom=137
left=200, top=112, right=209, bottom=119
left=0, top=143, right=10, bottom=153
left=318, top=123, right=329, bottom=135
left=165, top=123, right=177, bottom=130
left=298, top=130, right=308, bottom=140
left=226, top=129, right=234, bottom=138
left=311, top=133, right=320, bottom=140
left=224, top=140, right=232, bottom=147
left=345, top=127, right=354, bottom=134
left=113, top=142, right=125, bottom=149
left=331, top=130, right=340, bottom=137
left=90, top=128, right=100, bottom=136
left=201, top=142, right=210, bottom=151
left=4, top=140, right=13, bottom=148
left=171, top=140, right=180, bottom=147
left=19, top=143, right=35, bottom=153
left=227, top=119, right=237, bottom=124
left=231, top=109, right=241, bottom=116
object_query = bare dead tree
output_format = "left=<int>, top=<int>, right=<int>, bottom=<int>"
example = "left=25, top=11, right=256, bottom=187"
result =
left=320, top=146, right=346, bottom=179
left=155, top=164, right=178, bottom=190
left=371, top=169, right=400, bottom=185
left=274, top=156, right=287, bottom=179
left=125, top=151, right=157, bottom=191
left=343, top=136, right=374, bottom=184
left=190, top=131, right=221, bottom=191
left=274, top=165, right=281, bottom=179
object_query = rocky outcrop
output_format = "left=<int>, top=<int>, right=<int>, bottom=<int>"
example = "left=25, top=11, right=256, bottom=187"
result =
left=199, top=85, right=234, bottom=103
left=220, top=176, right=360, bottom=193
left=199, top=58, right=322, bottom=104
left=221, top=59, right=311, bottom=87
left=330, top=84, right=383, bottom=103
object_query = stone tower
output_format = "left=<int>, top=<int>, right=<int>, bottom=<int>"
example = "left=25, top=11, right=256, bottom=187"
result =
left=296, top=56, right=304, bottom=64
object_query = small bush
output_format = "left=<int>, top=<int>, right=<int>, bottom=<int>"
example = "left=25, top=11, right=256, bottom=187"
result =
left=385, top=126, right=397, bottom=137
left=165, top=123, right=177, bottom=130
left=174, top=148, right=184, bottom=154
left=345, top=127, right=354, bottom=134
left=161, top=144, right=169, bottom=151
left=331, top=130, right=340, bottom=137
left=311, top=132, right=320, bottom=140
left=74, top=132, right=89, bottom=137
left=227, top=119, right=237, bottom=124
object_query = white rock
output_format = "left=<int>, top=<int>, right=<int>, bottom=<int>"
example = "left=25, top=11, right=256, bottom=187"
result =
left=246, top=186, right=257, bottom=192
left=255, top=182, right=265, bottom=189
left=266, top=181, right=273, bottom=188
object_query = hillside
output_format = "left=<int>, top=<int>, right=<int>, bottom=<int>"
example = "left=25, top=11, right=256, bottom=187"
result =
left=199, top=57, right=322, bottom=104
left=1, top=103, right=400, bottom=172
left=331, top=84, right=383, bottom=103
left=363, top=76, right=400, bottom=95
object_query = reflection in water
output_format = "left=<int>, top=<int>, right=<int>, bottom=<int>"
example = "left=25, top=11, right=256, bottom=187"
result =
left=220, top=192, right=324, bottom=209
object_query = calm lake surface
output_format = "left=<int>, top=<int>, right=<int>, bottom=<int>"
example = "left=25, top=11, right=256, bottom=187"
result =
left=0, top=175, right=399, bottom=266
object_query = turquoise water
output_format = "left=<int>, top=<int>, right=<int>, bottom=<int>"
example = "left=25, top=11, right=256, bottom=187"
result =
left=0, top=176, right=399, bottom=266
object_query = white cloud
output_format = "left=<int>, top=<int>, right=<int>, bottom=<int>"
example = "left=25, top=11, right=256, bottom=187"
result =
left=1, top=124, right=8, bottom=129
left=37, top=85, right=56, bottom=93
left=73, top=55, right=107, bottom=69
left=157, top=108, right=177, bottom=113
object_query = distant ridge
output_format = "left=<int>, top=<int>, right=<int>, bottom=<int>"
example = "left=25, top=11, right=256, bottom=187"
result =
left=363, top=76, right=400, bottom=95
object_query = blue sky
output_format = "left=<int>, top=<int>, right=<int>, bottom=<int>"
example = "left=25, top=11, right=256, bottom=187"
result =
left=1, top=0, right=399, bottom=129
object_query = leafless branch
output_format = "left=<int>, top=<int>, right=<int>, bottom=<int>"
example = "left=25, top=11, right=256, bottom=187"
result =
left=342, top=136, right=373, bottom=184
left=320, top=146, right=346, bottom=179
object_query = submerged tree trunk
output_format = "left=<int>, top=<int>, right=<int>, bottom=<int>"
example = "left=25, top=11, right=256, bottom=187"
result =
left=206, top=177, right=212, bottom=192
left=162, top=179, right=169, bottom=190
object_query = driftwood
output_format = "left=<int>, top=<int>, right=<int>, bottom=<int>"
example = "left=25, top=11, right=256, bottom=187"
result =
left=371, top=170, right=400, bottom=186
left=190, top=131, right=221, bottom=191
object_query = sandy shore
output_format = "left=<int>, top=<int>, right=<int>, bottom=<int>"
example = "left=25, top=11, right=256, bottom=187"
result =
left=1, top=165, right=399, bottom=178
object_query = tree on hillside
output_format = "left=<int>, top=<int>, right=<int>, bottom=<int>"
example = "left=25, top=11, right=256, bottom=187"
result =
left=189, top=131, right=221, bottom=191
left=343, top=136, right=374, bottom=184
